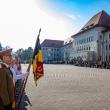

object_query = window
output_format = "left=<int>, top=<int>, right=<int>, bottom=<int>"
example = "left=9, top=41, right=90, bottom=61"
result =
left=109, top=55, right=110, bottom=61
left=89, top=37, right=91, bottom=42
left=82, top=46, right=83, bottom=50
left=109, top=34, right=110, bottom=39
left=79, top=40, right=81, bottom=44
left=85, top=38, right=87, bottom=43
left=77, top=41, right=79, bottom=45
left=106, top=55, right=108, bottom=61
left=82, top=39, right=83, bottom=44
left=84, top=38, right=86, bottom=43
left=106, top=45, right=108, bottom=50
left=99, top=56, right=102, bottom=60
left=100, top=35, right=102, bottom=40
left=79, top=46, right=81, bottom=51
left=87, top=38, right=88, bottom=43
left=77, top=47, right=79, bottom=51
left=91, top=36, right=93, bottom=41
left=84, top=45, right=85, bottom=50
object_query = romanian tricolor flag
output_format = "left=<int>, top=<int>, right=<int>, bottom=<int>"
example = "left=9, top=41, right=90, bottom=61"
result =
left=33, top=29, right=44, bottom=83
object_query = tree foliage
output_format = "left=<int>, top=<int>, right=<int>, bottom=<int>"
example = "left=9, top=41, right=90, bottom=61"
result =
left=16, top=47, right=33, bottom=63
left=0, top=43, right=2, bottom=51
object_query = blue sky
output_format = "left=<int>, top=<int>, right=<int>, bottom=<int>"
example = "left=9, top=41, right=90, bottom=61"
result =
left=38, top=0, right=110, bottom=29
left=0, top=0, right=110, bottom=51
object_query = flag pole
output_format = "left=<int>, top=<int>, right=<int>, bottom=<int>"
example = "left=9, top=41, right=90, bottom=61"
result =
left=16, top=28, right=41, bottom=110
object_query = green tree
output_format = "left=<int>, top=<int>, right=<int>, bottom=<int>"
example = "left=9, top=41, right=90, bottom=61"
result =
left=0, top=43, right=2, bottom=51
left=16, top=48, right=24, bottom=63
left=16, top=47, right=33, bottom=63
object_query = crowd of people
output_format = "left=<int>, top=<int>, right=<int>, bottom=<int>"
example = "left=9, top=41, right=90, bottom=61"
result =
left=68, top=59, right=110, bottom=69
left=0, top=48, right=28, bottom=110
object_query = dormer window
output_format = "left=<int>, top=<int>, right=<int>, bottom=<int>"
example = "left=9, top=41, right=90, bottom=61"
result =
left=65, top=42, right=67, bottom=44
left=85, top=26, right=89, bottom=29
left=81, top=28, right=85, bottom=30
left=69, top=40, right=71, bottom=43
left=90, top=23, right=94, bottom=27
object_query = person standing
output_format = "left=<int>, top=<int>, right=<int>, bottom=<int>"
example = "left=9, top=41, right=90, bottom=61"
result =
left=10, top=57, right=28, bottom=86
left=13, top=56, right=22, bottom=75
left=0, top=48, right=15, bottom=110
left=10, top=56, right=28, bottom=101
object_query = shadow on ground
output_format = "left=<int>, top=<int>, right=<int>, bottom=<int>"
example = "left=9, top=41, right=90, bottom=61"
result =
left=17, top=92, right=32, bottom=110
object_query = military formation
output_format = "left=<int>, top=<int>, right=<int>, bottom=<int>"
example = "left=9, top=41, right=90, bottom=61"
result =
left=0, top=48, right=28, bottom=110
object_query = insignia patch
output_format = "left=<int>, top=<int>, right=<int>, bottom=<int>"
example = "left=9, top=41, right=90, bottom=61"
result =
left=37, top=66, right=42, bottom=72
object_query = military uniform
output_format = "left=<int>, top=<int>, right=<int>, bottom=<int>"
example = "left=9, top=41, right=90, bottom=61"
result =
left=0, top=63, right=15, bottom=110
left=0, top=48, right=15, bottom=110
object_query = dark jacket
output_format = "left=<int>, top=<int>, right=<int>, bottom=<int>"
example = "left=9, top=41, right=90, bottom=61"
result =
left=0, top=63, right=14, bottom=106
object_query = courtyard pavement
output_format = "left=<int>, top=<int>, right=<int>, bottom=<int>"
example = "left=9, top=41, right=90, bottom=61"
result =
left=19, top=64, right=110, bottom=110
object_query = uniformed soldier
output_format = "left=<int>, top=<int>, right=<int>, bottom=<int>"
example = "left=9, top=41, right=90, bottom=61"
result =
left=0, top=48, right=15, bottom=110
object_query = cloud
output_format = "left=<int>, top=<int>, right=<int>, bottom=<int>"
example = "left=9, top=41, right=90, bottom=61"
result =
left=64, top=13, right=77, bottom=20
left=77, top=14, right=83, bottom=19
left=64, top=13, right=83, bottom=21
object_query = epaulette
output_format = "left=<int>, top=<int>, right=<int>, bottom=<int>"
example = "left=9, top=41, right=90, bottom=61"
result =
left=1, top=63, right=7, bottom=68
left=0, top=63, right=7, bottom=69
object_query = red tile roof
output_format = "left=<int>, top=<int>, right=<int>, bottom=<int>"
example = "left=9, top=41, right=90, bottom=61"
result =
left=72, top=10, right=110, bottom=37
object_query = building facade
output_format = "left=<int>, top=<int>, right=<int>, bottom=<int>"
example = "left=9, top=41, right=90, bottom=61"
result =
left=41, top=39, right=64, bottom=64
left=41, top=11, right=110, bottom=64
left=71, top=10, right=110, bottom=62
left=101, top=30, right=110, bottom=61
left=63, top=37, right=74, bottom=63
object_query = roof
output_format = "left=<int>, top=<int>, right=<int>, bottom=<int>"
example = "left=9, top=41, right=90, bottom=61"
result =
left=72, top=10, right=110, bottom=37
left=41, top=39, right=64, bottom=48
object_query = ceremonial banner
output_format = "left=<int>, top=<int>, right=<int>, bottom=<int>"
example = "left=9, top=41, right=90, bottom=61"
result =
left=33, top=30, right=44, bottom=81
left=16, top=29, right=43, bottom=110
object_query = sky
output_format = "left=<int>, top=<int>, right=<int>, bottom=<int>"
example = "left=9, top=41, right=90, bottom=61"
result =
left=0, top=0, right=110, bottom=51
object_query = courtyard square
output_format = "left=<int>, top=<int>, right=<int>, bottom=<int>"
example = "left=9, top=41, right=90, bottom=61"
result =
left=19, top=64, right=110, bottom=110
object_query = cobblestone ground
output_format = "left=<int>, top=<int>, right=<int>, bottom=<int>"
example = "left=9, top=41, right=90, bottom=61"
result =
left=19, top=64, right=110, bottom=110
